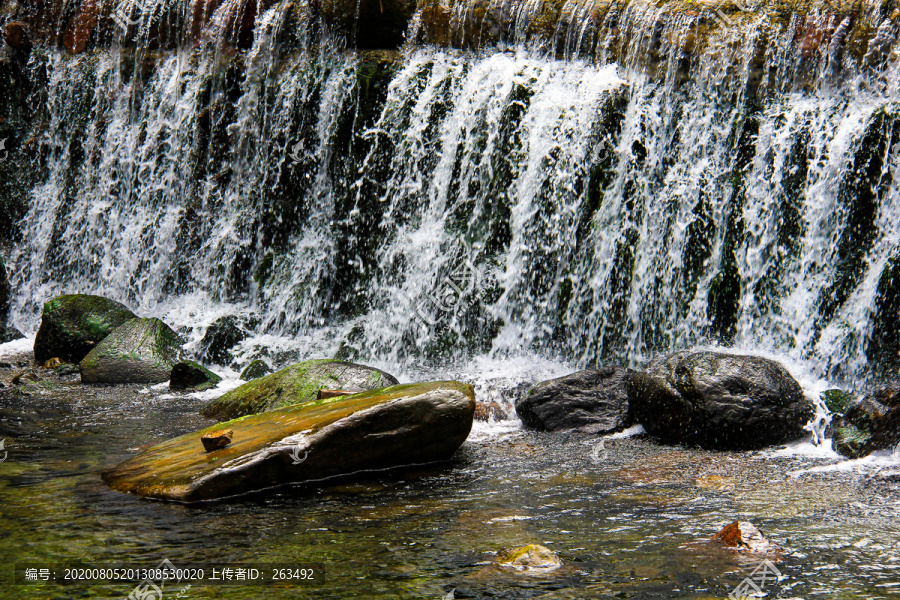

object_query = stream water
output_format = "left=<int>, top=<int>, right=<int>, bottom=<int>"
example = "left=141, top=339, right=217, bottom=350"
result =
left=2, top=0, right=900, bottom=596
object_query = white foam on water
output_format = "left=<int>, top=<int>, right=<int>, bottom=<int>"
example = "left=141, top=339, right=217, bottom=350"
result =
left=0, top=337, right=34, bottom=359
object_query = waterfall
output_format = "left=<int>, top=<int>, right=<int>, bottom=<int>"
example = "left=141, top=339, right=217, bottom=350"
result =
left=6, top=0, right=900, bottom=384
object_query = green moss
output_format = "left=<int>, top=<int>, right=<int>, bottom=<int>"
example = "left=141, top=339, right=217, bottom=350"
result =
left=201, top=359, right=398, bottom=421
left=822, top=389, right=856, bottom=415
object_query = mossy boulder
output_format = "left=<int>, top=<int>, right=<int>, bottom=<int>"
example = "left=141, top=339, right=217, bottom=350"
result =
left=170, top=361, right=222, bottom=391
left=34, top=294, right=137, bottom=364
left=103, top=381, right=476, bottom=502
left=628, top=351, right=814, bottom=450
left=239, top=359, right=271, bottom=381
left=832, top=385, right=900, bottom=459
left=80, top=318, right=184, bottom=384
left=201, top=359, right=399, bottom=421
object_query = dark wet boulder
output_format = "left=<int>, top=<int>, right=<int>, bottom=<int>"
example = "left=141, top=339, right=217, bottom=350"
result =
left=239, top=359, right=271, bottom=381
left=80, top=318, right=184, bottom=384
left=516, top=367, right=632, bottom=433
left=201, top=359, right=399, bottom=421
left=832, top=385, right=900, bottom=459
left=34, top=294, right=137, bottom=364
left=170, top=360, right=222, bottom=391
left=199, top=314, right=258, bottom=365
left=628, top=351, right=813, bottom=450
left=103, top=381, right=475, bottom=502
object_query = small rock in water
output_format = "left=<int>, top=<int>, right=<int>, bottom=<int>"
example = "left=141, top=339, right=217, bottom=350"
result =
left=201, top=429, right=233, bottom=452
left=42, top=357, right=64, bottom=369
left=475, top=401, right=505, bottom=421
left=11, top=368, right=39, bottom=385
left=240, top=359, right=271, bottom=381
left=713, top=521, right=782, bottom=556
left=492, top=544, right=562, bottom=574
left=170, top=361, right=222, bottom=391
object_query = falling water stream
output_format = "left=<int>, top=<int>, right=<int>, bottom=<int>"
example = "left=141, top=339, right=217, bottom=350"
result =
left=2, top=0, right=900, bottom=596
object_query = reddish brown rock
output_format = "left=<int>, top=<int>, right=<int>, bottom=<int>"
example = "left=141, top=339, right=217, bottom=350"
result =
left=201, top=429, right=233, bottom=451
left=474, top=401, right=505, bottom=421
left=63, top=0, right=101, bottom=55
left=713, top=521, right=782, bottom=556
left=3, top=22, right=32, bottom=51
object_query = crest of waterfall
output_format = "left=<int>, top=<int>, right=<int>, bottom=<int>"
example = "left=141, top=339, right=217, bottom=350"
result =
left=6, top=0, right=900, bottom=383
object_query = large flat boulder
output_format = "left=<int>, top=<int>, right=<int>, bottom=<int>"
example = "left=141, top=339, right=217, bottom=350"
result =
left=628, top=351, right=813, bottom=450
left=34, top=294, right=137, bottom=364
left=200, top=359, right=399, bottom=421
left=103, top=381, right=475, bottom=502
left=80, top=318, right=184, bottom=384
left=516, top=367, right=633, bottom=433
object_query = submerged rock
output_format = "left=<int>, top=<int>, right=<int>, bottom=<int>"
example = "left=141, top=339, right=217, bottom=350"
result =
left=201, top=359, right=399, bottom=421
left=832, top=385, right=900, bottom=459
left=516, top=367, right=632, bottom=433
left=239, top=359, right=271, bottom=381
left=34, top=294, right=137, bottom=364
left=492, top=544, right=562, bottom=574
left=80, top=318, right=184, bottom=384
left=170, top=361, right=222, bottom=391
left=628, top=351, right=813, bottom=450
left=103, top=381, right=475, bottom=502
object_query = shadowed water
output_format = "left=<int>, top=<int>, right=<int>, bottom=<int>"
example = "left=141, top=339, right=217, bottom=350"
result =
left=1, top=360, right=899, bottom=599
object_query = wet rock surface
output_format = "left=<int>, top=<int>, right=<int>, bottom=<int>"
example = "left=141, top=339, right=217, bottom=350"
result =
left=628, top=351, right=813, bottom=450
left=80, top=318, right=183, bottom=384
left=104, top=381, right=476, bottom=502
left=832, top=385, right=900, bottom=459
left=516, top=367, right=632, bottom=433
left=201, top=359, right=399, bottom=421
left=170, top=360, right=222, bottom=391
left=33, top=294, right=137, bottom=364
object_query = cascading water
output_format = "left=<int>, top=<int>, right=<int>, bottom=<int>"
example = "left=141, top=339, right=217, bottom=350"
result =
left=6, top=0, right=900, bottom=389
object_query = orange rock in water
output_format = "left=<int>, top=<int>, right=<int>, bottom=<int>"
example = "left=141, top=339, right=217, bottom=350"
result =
left=474, top=401, right=505, bottom=421
left=201, top=429, right=234, bottom=452
left=43, top=357, right=64, bottom=369
left=713, top=521, right=782, bottom=556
